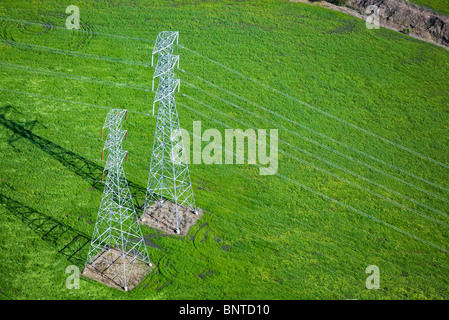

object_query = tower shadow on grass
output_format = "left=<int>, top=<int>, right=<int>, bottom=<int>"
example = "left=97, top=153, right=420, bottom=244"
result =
left=0, top=105, right=147, bottom=208
left=0, top=192, right=90, bottom=266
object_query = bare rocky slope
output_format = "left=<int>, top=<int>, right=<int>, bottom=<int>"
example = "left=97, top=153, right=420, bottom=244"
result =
left=291, top=0, right=449, bottom=49
left=348, top=0, right=449, bottom=46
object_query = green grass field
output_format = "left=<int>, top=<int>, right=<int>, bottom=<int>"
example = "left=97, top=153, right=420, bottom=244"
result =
left=408, top=0, right=449, bottom=15
left=1, top=0, right=449, bottom=299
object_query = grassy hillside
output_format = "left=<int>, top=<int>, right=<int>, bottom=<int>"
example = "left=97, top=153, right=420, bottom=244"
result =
left=408, top=0, right=449, bottom=15
left=0, top=0, right=448, bottom=299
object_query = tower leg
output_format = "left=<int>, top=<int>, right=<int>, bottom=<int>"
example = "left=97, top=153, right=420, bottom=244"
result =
left=175, top=204, right=180, bottom=234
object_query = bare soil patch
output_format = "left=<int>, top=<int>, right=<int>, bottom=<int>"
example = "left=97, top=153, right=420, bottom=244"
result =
left=140, top=200, right=203, bottom=236
left=82, top=248, right=153, bottom=291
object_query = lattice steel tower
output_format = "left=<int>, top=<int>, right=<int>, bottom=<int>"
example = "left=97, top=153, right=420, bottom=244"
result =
left=85, top=109, right=151, bottom=291
left=145, top=31, right=197, bottom=234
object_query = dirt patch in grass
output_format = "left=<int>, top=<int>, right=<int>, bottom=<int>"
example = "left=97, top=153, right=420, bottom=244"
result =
left=140, top=200, right=203, bottom=236
left=82, top=248, right=153, bottom=291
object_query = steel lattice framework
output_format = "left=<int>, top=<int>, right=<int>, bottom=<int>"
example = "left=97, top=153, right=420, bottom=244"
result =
left=85, top=109, right=151, bottom=291
left=145, top=31, right=197, bottom=234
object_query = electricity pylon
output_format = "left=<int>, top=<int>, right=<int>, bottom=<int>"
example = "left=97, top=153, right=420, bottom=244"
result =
left=85, top=109, right=151, bottom=291
left=144, top=31, right=197, bottom=234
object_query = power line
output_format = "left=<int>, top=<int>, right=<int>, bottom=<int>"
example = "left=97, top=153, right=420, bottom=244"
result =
left=3, top=59, right=448, bottom=210
left=177, top=95, right=449, bottom=229
left=192, top=175, right=449, bottom=299
left=0, top=87, right=152, bottom=116
left=3, top=16, right=447, bottom=170
left=0, top=61, right=151, bottom=91
left=3, top=86, right=447, bottom=254
left=0, top=38, right=150, bottom=67
left=4, top=57, right=447, bottom=220
left=101, top=115, right=449, bottom=298
left=177, top=101, right=449, bottom=254
left=179, top=68, right=449, bottom=196
left=3, top=35, right=446, bottom=201
left=177, top=44, right=449, bottom=170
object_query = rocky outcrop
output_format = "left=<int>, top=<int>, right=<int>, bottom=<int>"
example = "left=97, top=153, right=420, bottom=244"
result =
left=290, top=0, right=449, bottom=48
left=347, top=0, right=449, bottom=46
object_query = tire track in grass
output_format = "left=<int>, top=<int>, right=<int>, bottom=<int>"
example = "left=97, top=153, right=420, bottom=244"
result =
left=4, top=86, right=447, bottom=255
left=40, top=112, right=448, bottom=295
left=177, top=97, right=449, bottom=230
left=176, top=104, right=449, bottom=255
left=191, top=173, right=449, bottom=299
left=0, top=14, right=92, bottom=51
left=3, top=59, right=447, bottom=228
